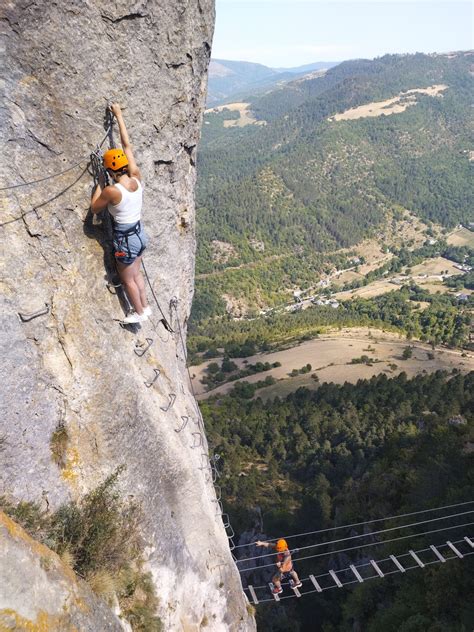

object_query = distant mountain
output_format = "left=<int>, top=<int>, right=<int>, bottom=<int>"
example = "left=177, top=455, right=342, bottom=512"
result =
left=194, top=52, right=474, bottom=321
left=272, top=61, right=339, bottom=74
left=207, top=58, right=339, bottom=106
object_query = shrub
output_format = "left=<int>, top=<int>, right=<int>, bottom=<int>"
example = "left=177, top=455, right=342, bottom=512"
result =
left=1, top=469, right=162, bottom=631
left=50, top=423, right=69, bottom=468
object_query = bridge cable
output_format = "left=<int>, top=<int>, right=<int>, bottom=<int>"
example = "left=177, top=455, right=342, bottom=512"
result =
left=232, top=499, right=474, bottom=550
left=239, top=520, right=474, bottom=573
left=236, top=507, right=474, bottom=564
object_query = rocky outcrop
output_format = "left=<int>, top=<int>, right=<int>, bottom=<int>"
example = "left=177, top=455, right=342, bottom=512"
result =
left=0, top=1, right=254, bottom=629
left=0, top=511, right=125, bottom=631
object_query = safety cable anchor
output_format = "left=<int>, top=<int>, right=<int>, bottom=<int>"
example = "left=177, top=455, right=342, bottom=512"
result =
left=144, top=368, right=161, bottom=388
left=134, top=337, right=154, bottom=357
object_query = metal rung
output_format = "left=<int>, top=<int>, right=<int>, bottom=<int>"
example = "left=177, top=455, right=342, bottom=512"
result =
left=212, top=485, right=222, bottom=502
left=134, top=337, right=153, bottom=357
left=175, top=416, right=189, bottom=433
left=269, top=583, right=280, bottom=601
left=446, top=540, right=464, bottom=559
left=464, top=536, right=474, bottom=549
left=370, top=560, right=384, bottom=578
left=409, top=550, right=425, bottom=568
left=390, top=554, right=406, bottom=572
left=160, top=392, right=176, bottom=412
left=329, top=570, right=342, bottom=588
left=18, top=304, right=50, bottom=322
left=350, top=564, right=364, bottom=583
left=430, top=545, right=446, bottom=563
left=309, top=574, right=323, bottom=592
left=248, top=585, right=259, bottom=605
left=144, top=368, right=161, bottom=388
left=289, top=580, right=302, bottom=597
left=190, top=432, right=203, bottom=449
left=221, top=513, right=231, bottom=529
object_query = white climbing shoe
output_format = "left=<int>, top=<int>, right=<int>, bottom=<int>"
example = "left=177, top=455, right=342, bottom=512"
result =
left=143, top=305, right=152, bottom=317
left=122, top=311, right=148, bottom=324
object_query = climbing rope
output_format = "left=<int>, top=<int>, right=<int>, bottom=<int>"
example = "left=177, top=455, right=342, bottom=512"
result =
left=141, top=261, right=174, bottom=332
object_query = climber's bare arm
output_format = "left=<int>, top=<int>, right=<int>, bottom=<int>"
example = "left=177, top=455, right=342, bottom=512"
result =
left=110, top=103, right=141, bottom=180
left=91, top=183, right=120, bottom=213
left=255, top=540, right=275, bottom=549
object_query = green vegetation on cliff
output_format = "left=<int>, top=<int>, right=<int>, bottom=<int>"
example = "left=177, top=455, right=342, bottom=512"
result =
left=194, top=52, right=473, bottom=323
left=201, top=370, right=474, bottom=631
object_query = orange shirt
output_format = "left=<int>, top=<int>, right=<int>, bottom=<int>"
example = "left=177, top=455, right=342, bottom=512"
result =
left=276, top=550, right=292, bottom=572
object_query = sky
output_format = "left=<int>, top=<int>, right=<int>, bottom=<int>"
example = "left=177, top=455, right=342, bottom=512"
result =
left=212, top=1, right=473, bottom=67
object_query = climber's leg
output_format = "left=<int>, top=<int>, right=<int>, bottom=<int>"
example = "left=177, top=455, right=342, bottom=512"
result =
left=117, top=258, right=144, bottom=315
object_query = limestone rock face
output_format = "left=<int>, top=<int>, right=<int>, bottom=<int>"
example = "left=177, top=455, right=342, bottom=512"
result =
left=0, top=511, right=125, bottom=631
left=0, top=1, right=254, bottom=630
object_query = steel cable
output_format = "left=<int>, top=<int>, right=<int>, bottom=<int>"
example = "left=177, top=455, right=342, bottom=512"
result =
left=239, top=521, right=474, bottom=573
left=236, top=508, right=474, bottom=564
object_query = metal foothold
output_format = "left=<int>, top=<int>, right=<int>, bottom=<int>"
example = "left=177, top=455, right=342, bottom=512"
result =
left=160, top=392, right=176, bottom=412
left=19, top=304, right=50, bottom=322
left=134, top=337, right=154, bottom=357
left=175, top=415, right=189, bottom=433
left=144, top=368, right=161, bottom=388
left=190, top=432, right=203, bottom=449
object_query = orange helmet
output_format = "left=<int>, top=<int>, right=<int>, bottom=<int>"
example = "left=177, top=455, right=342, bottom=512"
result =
left=103, top=148, right=128, bottom=171
left=276, top=539, right=288, bottom=552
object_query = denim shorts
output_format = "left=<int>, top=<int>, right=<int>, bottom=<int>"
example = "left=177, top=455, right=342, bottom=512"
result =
left=113, top=221, right=148, bottom=265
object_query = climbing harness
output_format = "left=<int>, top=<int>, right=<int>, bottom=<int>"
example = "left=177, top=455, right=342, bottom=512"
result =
left=113, top=220, right=146, bottom=260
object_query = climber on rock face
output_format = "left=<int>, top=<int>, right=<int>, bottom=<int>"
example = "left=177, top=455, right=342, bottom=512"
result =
left=255, top=538, right=302, bottom=595
left=91, top=103, right=151, bottom=324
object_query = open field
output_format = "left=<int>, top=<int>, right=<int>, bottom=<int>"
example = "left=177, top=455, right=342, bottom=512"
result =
left=191, top=327, right=473, bottom=400
left=329, top=84, right=447, bottom=121
left=333, top=257, right=466, bottom=300
left=334, top=279, right=401, bottom=300
left=410, top=256, right=462, bottom=276
left=205, top=102, right=267, bottom=127
left=447, top=227, right=474, bottom=248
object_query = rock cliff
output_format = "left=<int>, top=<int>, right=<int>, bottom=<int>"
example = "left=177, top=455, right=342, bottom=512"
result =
left=0, top=1, right=254, bottom=629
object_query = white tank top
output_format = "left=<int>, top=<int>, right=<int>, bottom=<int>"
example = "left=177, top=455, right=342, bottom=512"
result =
left=108, top=177, right=143, bottom=224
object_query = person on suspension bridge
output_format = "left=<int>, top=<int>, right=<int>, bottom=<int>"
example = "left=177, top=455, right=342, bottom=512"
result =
left=256, top=538, right=302, bottom=594
left=91, top=103, right=151, bottom=324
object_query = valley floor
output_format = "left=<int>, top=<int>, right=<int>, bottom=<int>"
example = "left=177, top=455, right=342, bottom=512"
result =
left=190, top=327, right=473, bottom=400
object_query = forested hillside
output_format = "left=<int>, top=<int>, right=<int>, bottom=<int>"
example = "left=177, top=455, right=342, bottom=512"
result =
left=202, top=371, right=474, bottom=631
left=207, top=59, right=339, bottom=106
left=194, top=52, right=473, bottom=324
